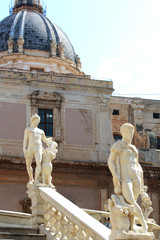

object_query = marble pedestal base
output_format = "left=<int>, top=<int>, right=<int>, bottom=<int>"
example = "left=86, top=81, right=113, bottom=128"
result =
left=109, top=230, right=155, bottom=240
left=27, top=184, right=45, bottom=225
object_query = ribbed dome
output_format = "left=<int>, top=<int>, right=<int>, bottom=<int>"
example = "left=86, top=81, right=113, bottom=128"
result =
left=0, top=10, right=77, bottom=63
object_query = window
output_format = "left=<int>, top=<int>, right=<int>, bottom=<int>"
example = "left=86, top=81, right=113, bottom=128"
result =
left=112, top=109, right=119, bottom=115
left=30, top=68, right=44, bottom=72
left=38, top=109, right=53, bottom=136
left=153, top=113, right=160, bottom=119
left=30, top=91, right=63, bottom=141
left=157, top=137, right=160, bottom=150
left=113, top=134, right=122, bottom=141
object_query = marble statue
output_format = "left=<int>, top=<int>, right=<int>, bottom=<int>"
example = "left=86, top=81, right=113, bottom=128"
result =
left=140, top=186, right=153, bottom=222
left=108, top=123, right=155, bottom=239
left=23, top=114, right=52, bottom=185
left=41, top=140, right=58, bottom=188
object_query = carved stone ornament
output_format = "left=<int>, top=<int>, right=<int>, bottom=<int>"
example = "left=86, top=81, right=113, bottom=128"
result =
left=97, top=98, right=107, bottom=106
left=50, top=39, right=57, bottom=57
left=20, top=197, right=31, bottom=214
left=75, top=54, right=82, bottom=71
left=152, top=126, right=160, bottom=136
left=30, top=90, right=63, bottom=108
left=57, top=42, right=65, bottom=59
left=17, top=35, right=24, bottom=53
left=8, top=36, right=14, bottom=53
left=134, top=124, right=150, bottom=150
left=131, top=98, right=145, bottom=110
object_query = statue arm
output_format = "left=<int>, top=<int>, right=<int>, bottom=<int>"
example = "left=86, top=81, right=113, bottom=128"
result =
left=138, top=162, right=144, bottom=190
left=41, top=131, right=52, bottom=143
left=23, top=129, right=29, bottom=156
left=108, top=151, right=121, bottom=187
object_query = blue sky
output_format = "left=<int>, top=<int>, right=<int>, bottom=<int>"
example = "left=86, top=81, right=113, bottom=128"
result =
left=1, top=0, right=160, bottom=100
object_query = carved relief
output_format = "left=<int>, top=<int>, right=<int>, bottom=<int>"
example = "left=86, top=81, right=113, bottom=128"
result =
left=97, top=98, right=107, bottom=106
left=134, top=124, right=149, bottom=149
left=78, top=109, right=93, bottom=133
left=152, top=126, right=160, bottom=136
left=30, top=91, right=63, bottom=108
left=20, top=197, right=31, bottom=213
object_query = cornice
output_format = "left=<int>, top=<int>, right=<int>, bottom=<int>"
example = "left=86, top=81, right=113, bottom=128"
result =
left=0, top=69, right=113, bottom=95
left=0, top=155, right=159, bottom=178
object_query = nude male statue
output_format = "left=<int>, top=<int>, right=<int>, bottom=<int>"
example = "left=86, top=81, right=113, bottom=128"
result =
left=23, top=114, right=52, bottom=185
left=108, top=123, right=148, bottom=233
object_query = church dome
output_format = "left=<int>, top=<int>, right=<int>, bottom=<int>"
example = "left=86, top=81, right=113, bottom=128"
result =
left=0, top=0, right=80, bottom=67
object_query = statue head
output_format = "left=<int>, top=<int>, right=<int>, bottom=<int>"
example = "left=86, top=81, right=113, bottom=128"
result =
left=143, top=185, right=148, bottom=192
left=47, top=141, right=58, bottom=154
left=30, top=114, right=40, bottom=125
left=120, top=123, right=134, bottom=139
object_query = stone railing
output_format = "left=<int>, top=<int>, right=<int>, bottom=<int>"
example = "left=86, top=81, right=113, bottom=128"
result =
left=0, top=210, right=32, bottom=227
left=39, top=187, right=110, bottom=240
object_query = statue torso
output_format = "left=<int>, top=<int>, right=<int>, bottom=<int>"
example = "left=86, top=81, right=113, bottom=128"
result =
left=111, top=141, right=141, bottom=180
left=27, top=127, right=44, bottom=150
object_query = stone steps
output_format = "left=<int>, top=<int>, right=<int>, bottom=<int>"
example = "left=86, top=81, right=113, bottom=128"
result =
left=0, top=226, right=46, bottom=240
left=0, top=226, right=38, bottom=235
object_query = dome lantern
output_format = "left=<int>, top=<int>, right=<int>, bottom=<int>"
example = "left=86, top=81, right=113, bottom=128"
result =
left=10, top=0, right=46, bottom=15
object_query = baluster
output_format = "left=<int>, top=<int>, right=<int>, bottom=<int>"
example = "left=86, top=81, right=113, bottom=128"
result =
left=48, top=206, right=57, bottom=234
left=77, top=229, right=87, bottom=240
left=44, top=202, right=51, bottom=228
left=60, top=215, right=68, bottom=240
left=65, top=221, right=73, bottom=239
left=85, top=234, right=94, bottom=240
left=68, top=222, right=79, bottom=240
left=54, top=210, right=62, bottom=239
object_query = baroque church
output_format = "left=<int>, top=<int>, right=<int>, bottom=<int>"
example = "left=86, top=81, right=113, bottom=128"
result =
left=0, top=0, right=159, bottom=225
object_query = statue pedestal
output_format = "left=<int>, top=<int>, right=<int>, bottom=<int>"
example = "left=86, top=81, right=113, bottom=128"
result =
left=27, top=184, right=45, bottom=225
left=109, top=230, right=155, bottom=240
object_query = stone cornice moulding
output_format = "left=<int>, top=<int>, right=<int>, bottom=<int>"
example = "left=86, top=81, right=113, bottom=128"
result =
left=0, top=69, right=113, bottom=95
left=0, top=155, right=159, bottom=177
left=0, top=53, right=83, bottom=75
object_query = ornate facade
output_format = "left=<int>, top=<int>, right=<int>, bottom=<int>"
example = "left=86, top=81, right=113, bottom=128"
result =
left=0, top=0, right=159, bottom=226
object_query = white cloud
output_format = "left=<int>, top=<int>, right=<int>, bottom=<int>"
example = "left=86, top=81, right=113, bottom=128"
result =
left=92, top=21, right=160, bottom=100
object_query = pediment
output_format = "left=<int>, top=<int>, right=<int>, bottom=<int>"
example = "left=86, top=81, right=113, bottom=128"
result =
left=30, top=91, right=63, bottom=108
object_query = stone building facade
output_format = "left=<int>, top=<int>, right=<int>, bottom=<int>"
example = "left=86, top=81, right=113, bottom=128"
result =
left=0, top=0, right=159, bottom=225
left=111, top=96, right=160, bottom=224
left=0, top=0, right=114, bottom=218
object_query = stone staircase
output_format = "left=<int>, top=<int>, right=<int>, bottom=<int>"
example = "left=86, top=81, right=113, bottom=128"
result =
left=0, top=226, right=46, bottom=240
